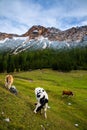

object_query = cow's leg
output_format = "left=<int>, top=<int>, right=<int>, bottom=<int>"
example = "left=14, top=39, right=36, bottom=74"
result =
left=44, top=103, right=48, bottom=119
left=34, top=102, right=41, bottom=113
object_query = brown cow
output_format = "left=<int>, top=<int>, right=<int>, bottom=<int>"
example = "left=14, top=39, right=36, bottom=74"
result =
left=5, top=75, right=13, bottom=90
left=62, top=90, right=73, bottom=96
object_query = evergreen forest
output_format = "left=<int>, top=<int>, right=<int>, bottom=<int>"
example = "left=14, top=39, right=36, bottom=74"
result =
left=0, top=47, right=87, bottom=73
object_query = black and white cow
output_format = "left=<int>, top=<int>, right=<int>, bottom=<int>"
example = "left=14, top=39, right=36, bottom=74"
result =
left=34, top=87, right=49, bottom=118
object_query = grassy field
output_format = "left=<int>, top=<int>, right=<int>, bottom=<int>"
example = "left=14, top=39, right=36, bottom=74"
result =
left=0, top=69, right=87, bottom=130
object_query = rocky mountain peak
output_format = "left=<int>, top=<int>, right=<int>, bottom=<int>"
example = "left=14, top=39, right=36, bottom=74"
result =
left=47, top=26, right=87, bottom=42
left=22, top=25, right=49, bottom=39
left=0, top=25, right=87, bottom=42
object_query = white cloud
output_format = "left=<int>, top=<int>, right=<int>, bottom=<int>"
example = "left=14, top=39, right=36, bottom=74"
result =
left=80, top=20, right=87, bottom=26
left=0, top=0, right=87, bottom=34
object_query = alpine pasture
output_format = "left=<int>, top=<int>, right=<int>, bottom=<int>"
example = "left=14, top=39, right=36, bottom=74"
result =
left=0, top=69, right=87, bottom=130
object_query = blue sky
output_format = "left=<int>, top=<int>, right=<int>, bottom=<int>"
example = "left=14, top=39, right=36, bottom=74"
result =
left=0, top=0, right=87, bottom=34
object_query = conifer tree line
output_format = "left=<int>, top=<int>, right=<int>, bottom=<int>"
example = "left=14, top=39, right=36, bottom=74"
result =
left=0, top=47, right=87, bottom=73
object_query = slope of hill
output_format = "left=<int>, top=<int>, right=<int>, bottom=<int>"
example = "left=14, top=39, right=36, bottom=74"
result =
left=0, top=25, right=87, bottom=54
left=0, top=69, right=87, bottom=130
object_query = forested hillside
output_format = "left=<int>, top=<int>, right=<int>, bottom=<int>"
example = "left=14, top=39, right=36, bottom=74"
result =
left=0, top=47, right=87, bottom=73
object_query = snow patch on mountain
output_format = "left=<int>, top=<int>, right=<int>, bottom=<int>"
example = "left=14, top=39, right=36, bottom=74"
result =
left=0, top=38, right=9, bottom=43
left=0, top=35, right=87, bottom=54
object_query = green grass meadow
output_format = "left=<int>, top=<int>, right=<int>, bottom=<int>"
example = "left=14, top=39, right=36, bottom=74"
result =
left=0, top=69, right=87, bottom=130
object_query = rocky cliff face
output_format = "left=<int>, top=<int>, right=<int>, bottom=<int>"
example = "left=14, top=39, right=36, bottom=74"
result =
left=21, top=25, right=87, bottom=42
left=21, top=25, right=49, bottom=38
left=0, top=25, right=87, bottom=42
left=0, top=33, right=18, bottom=40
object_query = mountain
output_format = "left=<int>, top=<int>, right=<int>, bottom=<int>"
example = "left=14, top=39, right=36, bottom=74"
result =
left=0, top=25, right=87, bottom=54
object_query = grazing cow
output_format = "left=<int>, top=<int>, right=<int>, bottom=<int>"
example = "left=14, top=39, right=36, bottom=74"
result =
left=34, top=87, right=49, bottom=119
left=5, top=75, right=13, bottom=90
left=62, top=90, right=73, bottom=96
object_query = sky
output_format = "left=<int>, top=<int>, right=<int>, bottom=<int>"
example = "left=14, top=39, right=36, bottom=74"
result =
left=0, top=0, right=87, bottom=34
